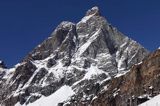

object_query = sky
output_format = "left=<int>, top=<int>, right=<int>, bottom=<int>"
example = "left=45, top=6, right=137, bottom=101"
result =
left=0, top=0, right=160, bottom=67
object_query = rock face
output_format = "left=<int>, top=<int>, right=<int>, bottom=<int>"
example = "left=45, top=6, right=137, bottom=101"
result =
left=90, top=49, right=160, bottom=106
left=0, top=7, right=149, bottom=106
left=0, top=60, right=7, bottom=79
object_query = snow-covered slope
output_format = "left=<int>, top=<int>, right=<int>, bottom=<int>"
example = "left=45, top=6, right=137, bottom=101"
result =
left=0, top=6, right=149, bottom=106
left=15, top=85, right=74, bottom=106
left=139, top=94, right=160, bottom=106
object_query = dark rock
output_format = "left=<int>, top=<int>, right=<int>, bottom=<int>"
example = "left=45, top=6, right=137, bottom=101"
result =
left=62, top=58, right=71, bottom=67
left=26, top=85, right=42, bottom=94
left=26, top=95, right=41, bottom=104
left=31, top=68, right=48, bottom=84
left=47, top=58, right=57, bottom=68
left=83, top=59, right=91, bottom=69
left=11, top=61, right=37, bottom=88
left=58, top=102, right=64, bottom=106
left=0, top=70, right=5, bottom=79
left=40, top=82, right=61, bottom=96
left=23, top=22, right=76, bottom=61
left=45, top=72, right=55, bottom=83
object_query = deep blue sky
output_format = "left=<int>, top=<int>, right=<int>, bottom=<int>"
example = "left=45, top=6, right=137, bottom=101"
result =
left=0, top=0, right=160, bottom=67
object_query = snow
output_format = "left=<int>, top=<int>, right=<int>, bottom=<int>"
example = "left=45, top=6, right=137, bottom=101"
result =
left=80, top=14, right=94, bottom=23
left=33, top=55, right=66, bottom=80
left=128, top=49, right=139, bottom=64
left=14, top=62, right=26, bottom=68
left=21, top=68, right=41, bottom=89
left=138, top=94, right=150, bottom=99
left=3, top=68, right=15, bottom=83
left=15, top=85, right=74, bottom=106
left=61, top=21, right=74, bottom=28
left=116, top=51, right=127, bottom=72
left=120, top=41, right=128, bottom=48
left=115, top=70, right=129, bottom=78
left=48, top=60, right=66, bottom=79
left=149, top=86, right=153, bottom=89
left=28, top=85, right=74, bottom=106
left=72, top=65, right=109, bottom=86
left=117, top=58, right=126, bottom=71
left=31, top=56, right=68, bottom=86
left=15, top=102, right=22, bottom=106
left=92, top=96, right=98, bottom=101
left=139, top=94, right=160, bottom=106
left=84, top=65, right=108, bottom=79
left=91, top=6, right=99, bottom=11
left=113, top=89, right=120, bottom=97
left=136, top=61, right=142, bottom=65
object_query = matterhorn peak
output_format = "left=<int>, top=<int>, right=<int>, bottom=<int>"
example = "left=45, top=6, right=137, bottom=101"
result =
left=0, top=6, right=149, bottom=106
left=86, top=6, right=100, bottom=16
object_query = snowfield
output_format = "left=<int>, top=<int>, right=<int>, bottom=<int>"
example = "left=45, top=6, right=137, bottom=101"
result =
left=139, top=94, right=160, bottom=106
left=15, top=85, right=75, bottom=106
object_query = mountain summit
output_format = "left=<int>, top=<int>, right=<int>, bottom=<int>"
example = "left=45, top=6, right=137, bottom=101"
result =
left=86, top=6, right=101, bottom=16
left=0, top=7, right=149, bottom=106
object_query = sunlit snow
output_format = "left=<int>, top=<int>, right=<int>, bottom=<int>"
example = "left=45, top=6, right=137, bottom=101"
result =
left=139, top=94, right=160, bottom=106
left=15, top=85, right=74, bottom=106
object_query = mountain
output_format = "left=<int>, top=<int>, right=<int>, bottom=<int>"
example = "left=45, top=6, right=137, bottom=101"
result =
left=0, top=7, right=149, bottom=106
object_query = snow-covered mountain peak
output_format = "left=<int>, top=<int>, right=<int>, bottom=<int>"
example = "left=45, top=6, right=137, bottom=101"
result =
left=0, top=7, right=149, bottom=106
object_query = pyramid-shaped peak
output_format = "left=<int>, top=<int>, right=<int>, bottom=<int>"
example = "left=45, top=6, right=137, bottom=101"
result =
left=86, top=6, right=101, bottom=16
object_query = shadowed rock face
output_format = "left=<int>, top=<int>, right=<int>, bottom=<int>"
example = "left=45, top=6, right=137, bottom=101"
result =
left=0, top=7, right=149, bottom=106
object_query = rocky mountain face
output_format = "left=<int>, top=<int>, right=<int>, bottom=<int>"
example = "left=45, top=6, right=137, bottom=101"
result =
left=0, top=60, right=7, bottom=80
left=90, top=49, right=160, bottom=106
left=0, top=7, right=150, bottom=106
